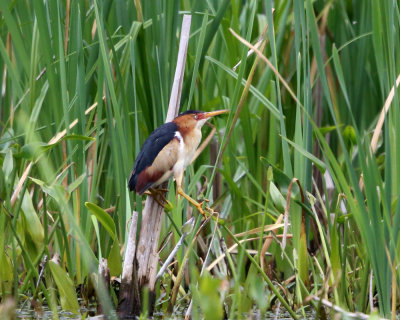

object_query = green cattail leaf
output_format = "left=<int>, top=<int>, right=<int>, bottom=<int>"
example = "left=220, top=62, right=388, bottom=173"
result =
left=108, top=239, right=122, bottom=277
left=85, top=202, right=116, bottom=240
left=49, top=261, right=80, bottom=314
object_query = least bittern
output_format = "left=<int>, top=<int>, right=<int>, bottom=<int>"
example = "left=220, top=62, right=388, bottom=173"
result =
left=128, top=109, right=228, bottom=213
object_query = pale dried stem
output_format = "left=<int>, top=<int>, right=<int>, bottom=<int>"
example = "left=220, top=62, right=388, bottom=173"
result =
left=121, top=212, right=139, bottom=284
left=273, top=301, right=281, bottom=320
left=91, top=20, right=97, bottom=40
left=235, top=222, right=284, bottom=237
left=370, top=74, right=400, bottom=154
left=207, top=233, right=292, bottom=272
left=229, top=28, right=301, bottom=108
left=232, top=15, right=271, bottom=71
left=310, top=295, right=386, bottom=320
left=166, top=16, right=191, bottom=122
left=281, top=178, right=298, bottom=254
left=133, top=0, right=143, bottom=23
left=97, top=258, right=110, bottom=315
left=260, top=214, right=283, bottom=270
left=369, top=270, right=375, bottom=313
left=132, top=15, right=191, bottom=315
left=156, top=217, right=195, bottom=281
left=233, top=38, right=263, bottom=71
left=118, top=212, right=139, bottom=312
left=359, top=73, right=400, bottom=190
left=221, top=35, right=266, bottom=159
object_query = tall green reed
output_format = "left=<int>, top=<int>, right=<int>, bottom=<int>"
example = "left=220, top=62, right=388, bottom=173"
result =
left=0, top=0, right=399, bottom=317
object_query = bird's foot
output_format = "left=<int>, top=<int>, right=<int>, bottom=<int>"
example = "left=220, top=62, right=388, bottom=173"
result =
left=144, top=191, right=165, bottom=207
left=177, top=187, right=206, bottom=216
left=194, top=202, right=205, bottom=215
left=195, top=200, right=225, bottom=224
left=145, top=188, right=169, bottom=208
left=176, top=188, right=224, bottom=224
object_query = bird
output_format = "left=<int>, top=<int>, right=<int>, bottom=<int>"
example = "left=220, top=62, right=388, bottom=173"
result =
left=128, top=109, right=228, bottom=213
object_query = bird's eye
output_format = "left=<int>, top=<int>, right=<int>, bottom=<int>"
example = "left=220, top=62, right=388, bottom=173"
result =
left=194, top=115, right=198, bottom=120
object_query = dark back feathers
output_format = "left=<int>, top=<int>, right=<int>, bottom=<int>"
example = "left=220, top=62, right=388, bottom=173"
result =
left=128, top=121, right=178, bottom=191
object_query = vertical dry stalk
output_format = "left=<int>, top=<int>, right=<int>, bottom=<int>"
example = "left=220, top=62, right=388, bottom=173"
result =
left=210, top=139, right=222, bottom=201
left=97, top=258, right=110, bottom=315
left=118, top=212, right=139, bottom=314
left=129, top=14, right=192, bottom=316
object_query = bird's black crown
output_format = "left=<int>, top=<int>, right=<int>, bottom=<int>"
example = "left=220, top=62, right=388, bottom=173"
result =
left=178, top=110, right=202, bottom=117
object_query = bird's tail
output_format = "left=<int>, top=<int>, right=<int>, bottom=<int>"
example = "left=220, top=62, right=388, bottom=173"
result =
left=128, top=171, right=137, bottom=192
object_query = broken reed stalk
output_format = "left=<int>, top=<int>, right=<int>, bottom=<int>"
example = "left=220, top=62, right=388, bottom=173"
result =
left=97, top=258, right=110, bottom=315
left=120, top=14, right=192, bottom=317
left=118, top=211, right=139, bottom=315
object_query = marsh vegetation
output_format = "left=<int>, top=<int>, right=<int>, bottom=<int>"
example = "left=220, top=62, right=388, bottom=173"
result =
left=0, top=0, right=399, bottom=319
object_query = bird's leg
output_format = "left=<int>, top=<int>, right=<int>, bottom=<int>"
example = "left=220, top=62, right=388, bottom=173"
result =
left=175, top=172, right=205, bottom=215
left=177, top=187, right=205, bottom=215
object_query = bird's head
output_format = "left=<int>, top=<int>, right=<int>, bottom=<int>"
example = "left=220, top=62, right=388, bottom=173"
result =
left=174, top=109, right=229, bottom=130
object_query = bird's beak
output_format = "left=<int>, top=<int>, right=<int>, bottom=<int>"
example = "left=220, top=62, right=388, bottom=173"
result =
left=203, top=109, right=229, bottom=119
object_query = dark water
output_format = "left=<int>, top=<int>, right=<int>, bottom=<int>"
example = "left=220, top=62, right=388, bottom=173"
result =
left=16, top=303, right=97, bottom=319
left=17, top=308, right=81, bottom=319
left=16, top=307, right=313, bottom=319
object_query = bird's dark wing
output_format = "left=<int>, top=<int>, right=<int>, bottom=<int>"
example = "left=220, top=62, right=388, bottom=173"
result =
left=128, top=121, right=178, bottom=193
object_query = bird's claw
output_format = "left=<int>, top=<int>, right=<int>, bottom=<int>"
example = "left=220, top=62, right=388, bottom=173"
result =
left=177, top=188, right=218, bottom=217
left=195, top=201, right=220, bottom=218
left=146, top=188, right=170, bottom=208
left=197, top=200, right=215, bottom=214
left=206, top=206, right=215, bottom=214
left=195, top=203, right=205, bottom=215
left=149, top=194, right=166, bottom=207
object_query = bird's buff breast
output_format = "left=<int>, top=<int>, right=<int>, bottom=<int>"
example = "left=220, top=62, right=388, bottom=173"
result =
left=150, top=129, right=201, bottom=188
left=173, top=129, right=201, bottom=175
